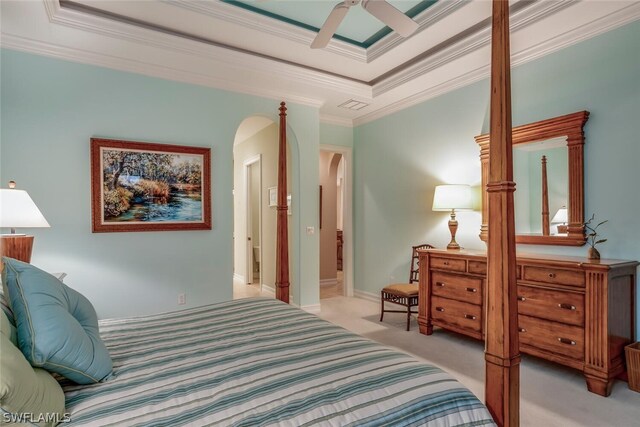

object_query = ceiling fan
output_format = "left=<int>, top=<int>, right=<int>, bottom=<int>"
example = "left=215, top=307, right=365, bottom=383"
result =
left=311, top=0, right=419, bottom=49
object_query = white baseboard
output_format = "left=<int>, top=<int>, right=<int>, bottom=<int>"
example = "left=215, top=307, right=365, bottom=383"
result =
left=301, top=304, right=321, bottom=314
left=354, top=289, right=379, bottom=304
left=261, top=284, right=275, bottom=296
left=289, top=301, right=321, bottom=314
left=233, top=273, right=245, bottom=283
left=319, top=278, right=338, bottom=287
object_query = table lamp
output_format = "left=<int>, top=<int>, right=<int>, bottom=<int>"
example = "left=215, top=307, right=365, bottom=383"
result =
left=432, top=184, right=473, bottom=250
left=0, top=181, right=50, bottom=263
left=551, top=206, right=568, bottom=234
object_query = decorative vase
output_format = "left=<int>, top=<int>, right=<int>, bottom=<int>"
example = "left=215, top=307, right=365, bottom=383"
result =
left=588, top=247, right=601, bottom=260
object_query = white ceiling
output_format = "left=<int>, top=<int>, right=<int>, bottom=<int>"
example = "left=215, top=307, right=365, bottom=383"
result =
left=1, top=0, right=639, bottom=126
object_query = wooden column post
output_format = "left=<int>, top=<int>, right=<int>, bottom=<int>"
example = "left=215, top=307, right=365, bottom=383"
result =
left=275, top=102, right=290, bottom=303
left=485, top=1, right=520, bottom=426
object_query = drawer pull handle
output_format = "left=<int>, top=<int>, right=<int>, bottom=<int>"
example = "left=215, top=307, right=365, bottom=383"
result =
left=548, top=273, right=556, bottom=278
left=518, top=328, right=526, bottom=333
left=558, top=303, right=576, bottom=311
left=466, top=287, right=477, bottom=293
left=558, top=337, right=576, bottom=346
left=517, top=296, right=526, bottom=302
left=443, top=261, right=450, bottom=266
left=464, top=314, right=476, bottom=320
left=435, top=307, right=445, bottom=312
left=436, top=282, right=445, bottom=287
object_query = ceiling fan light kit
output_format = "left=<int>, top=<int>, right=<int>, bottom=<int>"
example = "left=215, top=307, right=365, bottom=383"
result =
left=311, top=0, right=419, bottom=49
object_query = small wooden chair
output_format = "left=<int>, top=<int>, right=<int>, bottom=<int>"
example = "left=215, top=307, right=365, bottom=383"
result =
left=380, top=244, right=434, bottom=331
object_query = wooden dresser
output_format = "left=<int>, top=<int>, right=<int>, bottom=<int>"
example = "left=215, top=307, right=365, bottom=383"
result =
left=418, top=248, right=638, bottom=396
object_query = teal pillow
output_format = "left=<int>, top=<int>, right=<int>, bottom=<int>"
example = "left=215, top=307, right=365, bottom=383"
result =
left=2, top=257, right=112, bottom=384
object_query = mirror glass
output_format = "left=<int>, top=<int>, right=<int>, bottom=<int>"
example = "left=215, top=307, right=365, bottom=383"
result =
left=513, top=137, right=568, bottom=236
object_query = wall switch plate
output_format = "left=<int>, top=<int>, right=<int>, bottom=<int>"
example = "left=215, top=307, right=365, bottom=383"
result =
left=178, top=293, right=186, bottom=305
left=306, top=226, right=315, bottom=235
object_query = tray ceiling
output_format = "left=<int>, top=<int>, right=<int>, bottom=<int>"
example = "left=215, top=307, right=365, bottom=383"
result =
left=221, top=0, right=434, bottom=47
left=1, top=0, right=639, bottom=126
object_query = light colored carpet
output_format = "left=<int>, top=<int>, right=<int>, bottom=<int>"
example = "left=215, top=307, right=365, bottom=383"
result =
left=233, top=283, right=640, bottom=426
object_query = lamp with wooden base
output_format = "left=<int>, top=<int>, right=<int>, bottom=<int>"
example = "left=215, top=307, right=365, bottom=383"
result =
left=432, top=184, right=473, bottom=250
left=0, top=181, right=50, bottom=264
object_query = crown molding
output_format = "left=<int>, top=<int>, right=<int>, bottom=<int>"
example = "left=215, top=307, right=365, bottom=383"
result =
left=372, top=0, right=578, bottom=97
left=8, top=0, right=639, bottom=129
left=320, top=114, right=354, bottom=128
left=164, top=0, right=368, bottom=63
left=355, top=2, right=640, bottom=127
left=366, top=0, right=469, bottom=63
left=44, top=1, right=371, bottom=98
left=354, top=65, right=489, bottom=126
left=42, top=0, right=61, bottom=19
left=167, top=0, right=466, bottom=65
left=509, top=1, right=640, bottom=68
left=0, top=33, right=326, bottom=108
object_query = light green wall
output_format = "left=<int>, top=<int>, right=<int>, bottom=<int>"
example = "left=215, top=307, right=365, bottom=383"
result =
left=320, top=123, right=354, bottom=148
left=354, top=21, right=640, bottom=332
left=0, top=49, right=320, bottom=318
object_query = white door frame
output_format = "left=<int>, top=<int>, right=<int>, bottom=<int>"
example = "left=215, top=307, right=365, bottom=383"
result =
left=243, top=154, right=262, bottom=285
left=320, top=145, right=354, bottom=297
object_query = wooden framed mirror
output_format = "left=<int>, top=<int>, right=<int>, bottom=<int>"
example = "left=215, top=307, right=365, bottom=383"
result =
left=476, top=111, right=589, bottom=246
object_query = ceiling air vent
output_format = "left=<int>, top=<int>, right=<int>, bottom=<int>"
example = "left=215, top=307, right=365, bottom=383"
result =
left=338, top=99, right=370, bottom=111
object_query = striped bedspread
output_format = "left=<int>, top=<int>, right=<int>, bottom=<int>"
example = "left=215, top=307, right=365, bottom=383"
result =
left=61, top=298, right=495, bottom=426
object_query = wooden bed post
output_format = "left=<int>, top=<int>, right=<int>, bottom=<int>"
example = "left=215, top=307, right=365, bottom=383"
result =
left=275, top=102, right=290, bottom=303
left=485, top=1, right=520, bottom=426
left=541, top=156, right=550, bottom=236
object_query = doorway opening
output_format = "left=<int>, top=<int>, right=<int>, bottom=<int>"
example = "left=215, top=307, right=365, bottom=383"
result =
left=319, top=146, right=353, bottom=300
left=244, top=155, right=261, bottom=286
left=232, top=115, right=293, bottom=300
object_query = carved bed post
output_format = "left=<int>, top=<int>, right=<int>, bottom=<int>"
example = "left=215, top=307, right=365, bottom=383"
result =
left=541, top=155, right=550, bottom=236
left=485, top=1, right=520, bottom=426
left=275, top=102, right=290, bottom=303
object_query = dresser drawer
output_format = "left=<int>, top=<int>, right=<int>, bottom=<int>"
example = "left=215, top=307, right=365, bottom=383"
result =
left=432, top=272, right=482, bottom=305
left=431, top=257, right=466, bottom=272
left=432, top=296, right=482, bottom=333
left=517, top=285, right=584, bottom=327
left=518, top=315, right=584, bottom=361
left=522, top=265, right=585, bottom=288
left=468, top=260, right=486, bottom=275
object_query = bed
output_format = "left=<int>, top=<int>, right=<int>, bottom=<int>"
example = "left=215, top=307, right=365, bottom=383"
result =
left=4, top=3, right=518, bottom=425
left=60, top=297, right=494, bottom=426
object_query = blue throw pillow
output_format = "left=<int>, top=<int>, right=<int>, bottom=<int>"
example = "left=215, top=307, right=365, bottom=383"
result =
left=2, top=257, right=112, bottom=384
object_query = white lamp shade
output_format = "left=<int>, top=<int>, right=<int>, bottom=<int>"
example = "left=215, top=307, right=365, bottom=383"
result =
left=0, top=189, right=50, bottom=229
left=551, top=207, right=568, bottom=224
left=432, top=184, right=473, bottom=211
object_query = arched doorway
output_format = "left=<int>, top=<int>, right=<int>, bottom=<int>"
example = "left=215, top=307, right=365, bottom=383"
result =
left=232, top=114, right=294, bottom=300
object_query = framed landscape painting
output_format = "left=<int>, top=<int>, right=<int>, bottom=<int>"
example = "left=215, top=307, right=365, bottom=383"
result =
left=91, top=138, right=211, bottom=233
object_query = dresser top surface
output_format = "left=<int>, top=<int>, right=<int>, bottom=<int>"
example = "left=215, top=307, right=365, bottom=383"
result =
left=419, top=248, right=639, bottom=268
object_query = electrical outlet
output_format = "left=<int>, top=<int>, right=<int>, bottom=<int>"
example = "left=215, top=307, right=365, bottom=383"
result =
left=306, top=226, right=315, bottom=235
left=177, top=293, right=186, bottom=305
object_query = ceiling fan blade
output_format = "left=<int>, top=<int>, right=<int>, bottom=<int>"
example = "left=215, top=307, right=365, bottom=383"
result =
left=361, top=0, right=418, bottom=38
left=311, top=3, right=350, bottom=49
